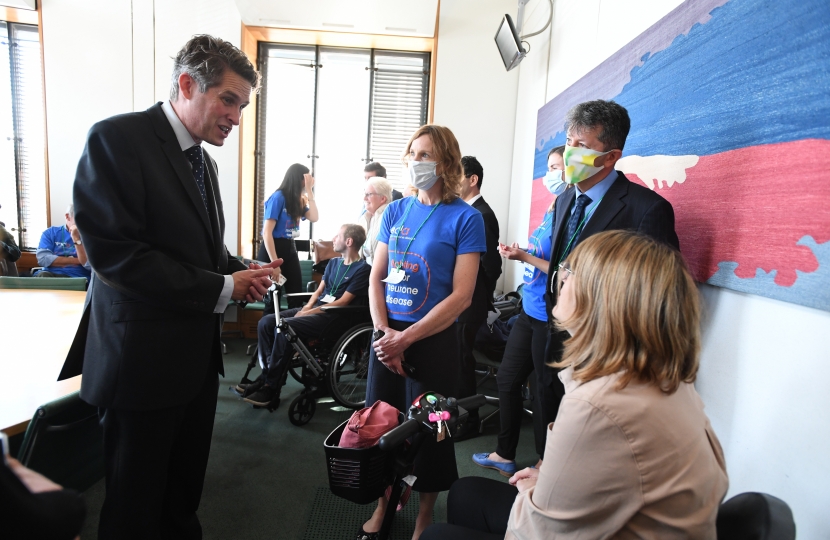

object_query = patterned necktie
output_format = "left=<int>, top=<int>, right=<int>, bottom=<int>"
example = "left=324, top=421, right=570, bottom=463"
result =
left=184, top=145, right=208, bottom=209
left=561, top=193, right=593, bottom=259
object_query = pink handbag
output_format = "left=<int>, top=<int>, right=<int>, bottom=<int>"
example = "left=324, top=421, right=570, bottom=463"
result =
left=339, top=400, right=400, bottom=449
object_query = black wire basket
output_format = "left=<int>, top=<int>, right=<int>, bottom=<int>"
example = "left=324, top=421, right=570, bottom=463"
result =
left=323, top=418, right=399, bottom=505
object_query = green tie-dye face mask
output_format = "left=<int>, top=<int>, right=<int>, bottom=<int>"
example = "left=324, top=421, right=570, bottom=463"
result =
left=563, top=145, right=611, bottom=184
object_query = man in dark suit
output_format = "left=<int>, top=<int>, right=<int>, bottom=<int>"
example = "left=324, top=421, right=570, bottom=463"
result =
left=456, top=155, right=502, bottom=438
left=363, top=161, right=403, bottom=201
left=58, top=35, right=279, bottom=539
left=542, top=100, right=680, bottom=433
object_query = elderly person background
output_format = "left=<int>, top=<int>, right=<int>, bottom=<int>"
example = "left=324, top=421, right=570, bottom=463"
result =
left=423, top=230, right=728, bottom=540
left=358, top=176, right=392, bottom=265
left=360, top=124, right=485, bottom=540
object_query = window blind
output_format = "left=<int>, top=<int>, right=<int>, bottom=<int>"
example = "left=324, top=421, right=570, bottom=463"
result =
left=368, top=51, right=430, bottom=192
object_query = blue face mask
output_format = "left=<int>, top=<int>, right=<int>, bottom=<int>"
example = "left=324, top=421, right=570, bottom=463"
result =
left=543, top=169, right=566, bottom=195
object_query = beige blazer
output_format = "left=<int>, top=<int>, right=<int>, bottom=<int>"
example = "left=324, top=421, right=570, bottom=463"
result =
left=506, top=366, right=728, bottom=540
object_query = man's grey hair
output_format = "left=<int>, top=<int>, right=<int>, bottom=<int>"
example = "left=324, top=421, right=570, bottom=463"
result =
left=366, top=177, right=393, bottom=204
left=565, top=100, right=631, bottom=151
left=66, top=204, right=74, bottom=218
left=170, top=35, right=261, bottom=101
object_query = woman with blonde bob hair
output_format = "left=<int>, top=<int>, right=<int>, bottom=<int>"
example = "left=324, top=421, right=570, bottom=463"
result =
left=422, top=230, right=728, bottom=540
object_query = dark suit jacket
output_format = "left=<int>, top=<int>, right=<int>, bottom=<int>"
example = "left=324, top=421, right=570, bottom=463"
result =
left=459, top=196, right=502, bottom=323
left=59, top=103, right=246, bottom=411
left=472, top=196, right=502, bottom=297
left=545, top=172, right=680, bottom=313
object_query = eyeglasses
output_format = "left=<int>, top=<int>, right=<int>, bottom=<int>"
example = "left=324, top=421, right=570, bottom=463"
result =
left=363, top=192, right=381, bottom=199
left=550, top=261, right=574, bottom=294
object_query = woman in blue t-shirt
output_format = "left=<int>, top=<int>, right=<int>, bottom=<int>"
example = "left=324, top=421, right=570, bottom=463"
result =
left=472, top=146, right=568, bottom=476
left=259, top=163, right=318, bottom=307
left=361, top=125, right=485, bottom=540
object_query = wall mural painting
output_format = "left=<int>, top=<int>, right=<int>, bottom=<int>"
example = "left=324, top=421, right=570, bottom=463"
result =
left=531, top=0, right=830, bottom=312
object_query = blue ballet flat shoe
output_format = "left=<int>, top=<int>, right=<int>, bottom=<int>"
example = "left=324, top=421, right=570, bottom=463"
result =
left=472, top=452, right=517, bottom=477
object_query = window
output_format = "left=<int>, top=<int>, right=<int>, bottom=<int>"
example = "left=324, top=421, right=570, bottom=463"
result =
left=0, top=21, right=46, bottom=250
left=254, top=44, right=429, bottom=251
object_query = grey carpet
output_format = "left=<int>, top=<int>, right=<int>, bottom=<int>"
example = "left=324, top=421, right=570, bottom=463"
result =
left=79, top=338, right=539, bottom=540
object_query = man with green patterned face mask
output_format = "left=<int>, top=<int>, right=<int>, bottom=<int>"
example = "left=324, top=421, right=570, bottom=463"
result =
left=533, top=100, right=681, bottom=453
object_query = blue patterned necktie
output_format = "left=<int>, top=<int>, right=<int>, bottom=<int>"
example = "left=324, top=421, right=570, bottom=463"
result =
left=184, top=145, right=208, bottom=209
left=561, top=193, right=593, bottom=259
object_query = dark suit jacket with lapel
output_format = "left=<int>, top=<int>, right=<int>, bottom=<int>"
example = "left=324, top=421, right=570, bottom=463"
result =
left=472, top=196, right=502, bottom=297
left=544, top=172, right=680, bottom=313
left=59, top=102, right=246, bottom=411
left=460, top=196, right=502, bottom=322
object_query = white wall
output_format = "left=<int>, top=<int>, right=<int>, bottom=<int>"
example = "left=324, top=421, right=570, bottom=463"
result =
left=432, top=0, right=520, bottom=294
left=41, top=0, right=134, bottom=222
left=41, top=0, right=243, bottom=250
left=507, top=0, right=830, bottom=537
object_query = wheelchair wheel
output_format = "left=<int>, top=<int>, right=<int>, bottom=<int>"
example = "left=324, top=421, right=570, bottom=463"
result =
left=328, top=322, right=372, bottom=409
left=288, top=393, right=316, bottom=426
left=288, top=355, right=304, bottom=383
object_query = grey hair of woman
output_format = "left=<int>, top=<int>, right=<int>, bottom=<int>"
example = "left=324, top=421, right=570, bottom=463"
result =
left=366, top=177, right=393, bottom=208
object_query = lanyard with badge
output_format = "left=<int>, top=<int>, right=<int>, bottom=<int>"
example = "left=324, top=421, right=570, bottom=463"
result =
left=550, top=196, right=604, bottom=293
left=383, top=198, right=441, bottom=284
left=321, top=259, right=352, bottom=303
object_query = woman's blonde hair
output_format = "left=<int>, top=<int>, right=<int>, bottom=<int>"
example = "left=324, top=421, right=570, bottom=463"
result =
left=553, top=230, right=700, bottom=394
left=402, top=125, right=463, bottom=204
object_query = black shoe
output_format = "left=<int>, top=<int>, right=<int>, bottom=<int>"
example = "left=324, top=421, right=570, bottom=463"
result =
left=453, top=414, right=480, bottom=441
left=239, top=379, right=265, bottom=398
left=243, top=384, right=279, bottom=407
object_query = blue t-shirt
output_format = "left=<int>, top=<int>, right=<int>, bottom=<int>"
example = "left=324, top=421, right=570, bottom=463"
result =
left=35, top=226, right=91, bottom=279
left=263, top=190, right=306, bottom=239
left=320, top=257, right=371, bottom=302
left=522, top=211, right=554, bottom=322
left=378, top=197, right=486, bottom=323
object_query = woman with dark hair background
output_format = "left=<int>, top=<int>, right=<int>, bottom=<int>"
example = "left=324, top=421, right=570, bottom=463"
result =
left=260, top=163, right=318, bottom=308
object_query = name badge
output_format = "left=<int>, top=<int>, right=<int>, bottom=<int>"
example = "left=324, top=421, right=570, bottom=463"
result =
left=321, top=294, right=336, bottom=303
left=382, top=268, right=406, bottom=284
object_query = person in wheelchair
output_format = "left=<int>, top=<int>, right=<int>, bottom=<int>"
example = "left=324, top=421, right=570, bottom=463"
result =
left=241, top=224, right=371, bottom=408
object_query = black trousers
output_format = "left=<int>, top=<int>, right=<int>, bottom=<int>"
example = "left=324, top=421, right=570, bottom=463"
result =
left=495, top=310, right=553, bottom=460
left=365, top=320, right=459, bottom=493
left=98, top=345, right=220, bottom=540
left=420, top=477, right=517, bottom=540
left=456, top=309, right=487, bottom=407
left=257, top=308, right=342, bottom=390
left=258, top=239, right=303, bottom=309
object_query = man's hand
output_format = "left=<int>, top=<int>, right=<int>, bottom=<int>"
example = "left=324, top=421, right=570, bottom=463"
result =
left=68, top=223, right=81, bottom=243
left=508, top=467, right=539, bottom=494
left=372, top=324, right=411, bottom=360
left=232, top=267, right=276, bottom=302
left=8, top=457, right=62, bottom=493
left=248, top=258, right=283, bottom=282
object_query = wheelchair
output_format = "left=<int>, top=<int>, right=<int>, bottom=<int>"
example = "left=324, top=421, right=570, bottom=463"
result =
left=233, top=299, right=374, bottom=427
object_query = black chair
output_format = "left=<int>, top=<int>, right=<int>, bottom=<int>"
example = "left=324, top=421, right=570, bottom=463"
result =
left=17, top=391, right=104, bottom=492
left=716, top=492, right=796, bottom=540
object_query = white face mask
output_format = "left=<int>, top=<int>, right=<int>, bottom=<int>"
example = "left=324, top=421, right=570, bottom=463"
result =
left=563, top=145, right=611, bottom=184
left=408, top=160, right=440, bottom=191
left=543, top=169, right=566, bottom=195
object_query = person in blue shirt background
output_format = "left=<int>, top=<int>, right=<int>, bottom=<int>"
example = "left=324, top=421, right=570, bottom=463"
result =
left=260, top=163, right=319, bottom=308
left=472, top=145, right=567, bottom=477
left=363, top=124, right=485, bottom=540
left=34, top=204, right=91, bottom=279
